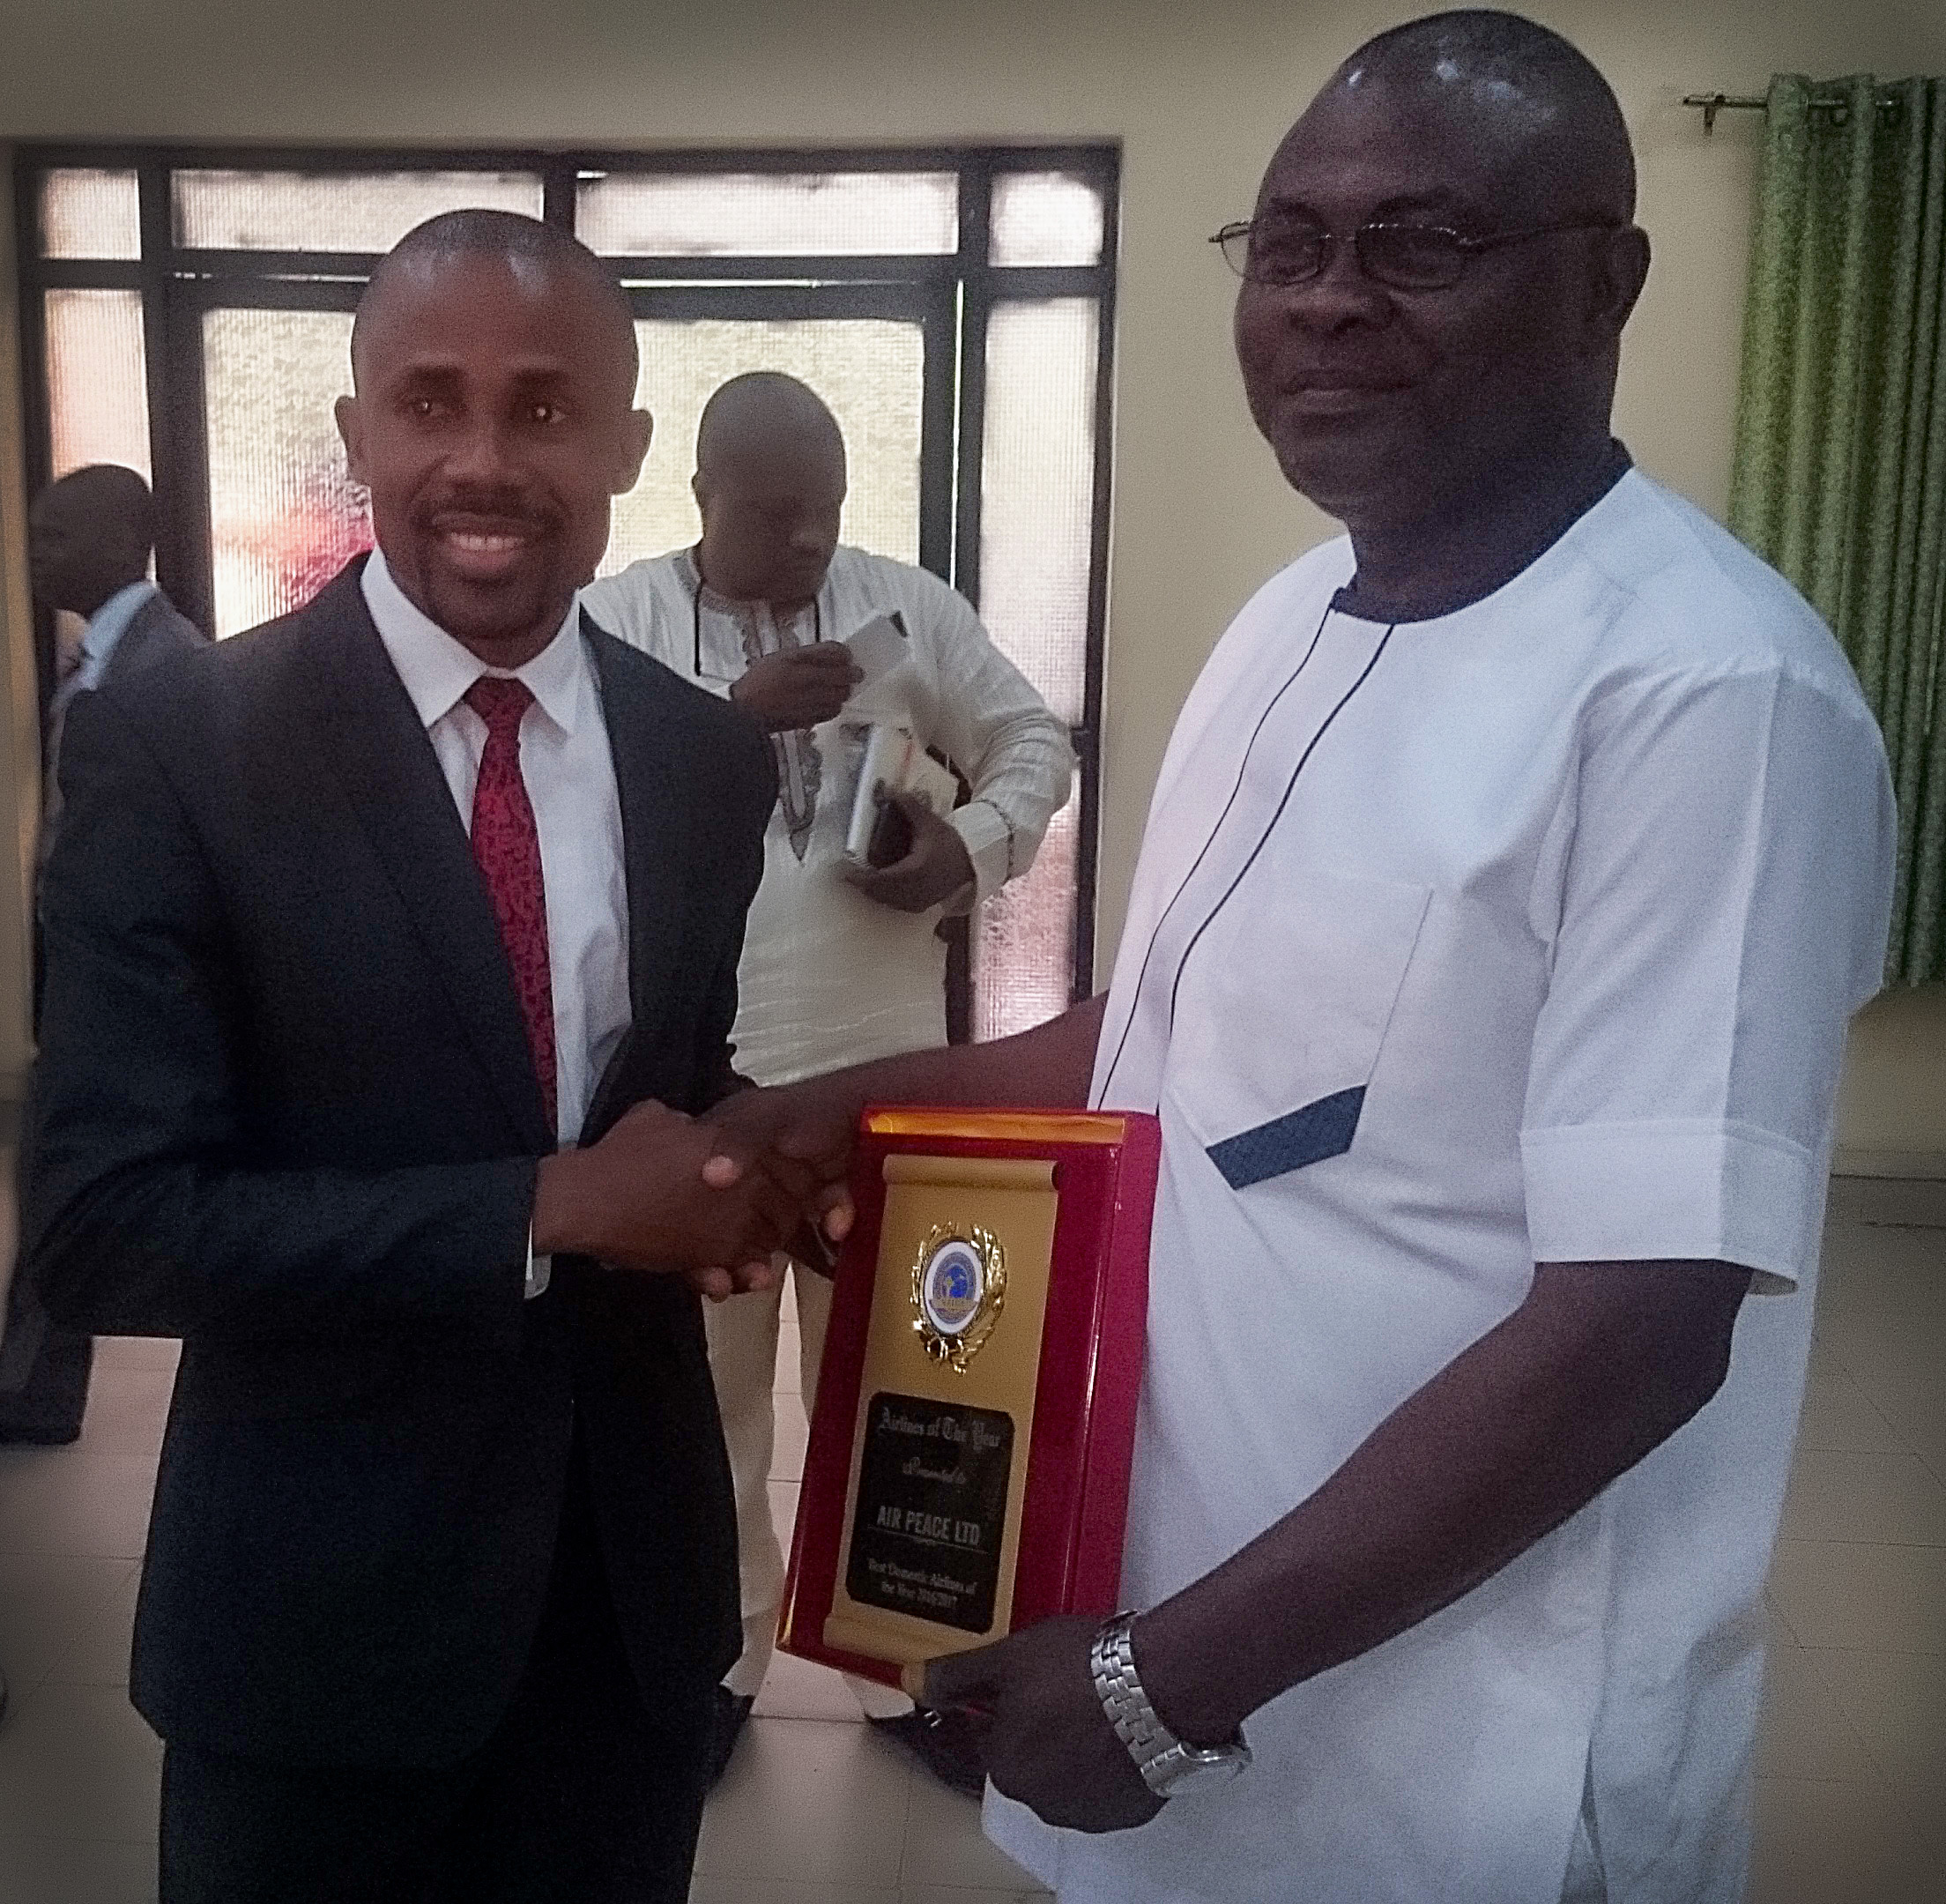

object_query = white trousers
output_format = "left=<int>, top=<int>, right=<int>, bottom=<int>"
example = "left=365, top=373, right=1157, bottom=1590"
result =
left=705, top=1259, right=912, bottom=1717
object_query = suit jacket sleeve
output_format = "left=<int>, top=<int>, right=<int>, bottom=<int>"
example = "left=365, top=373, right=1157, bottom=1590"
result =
left=24, top=690, right=536, bottom=1342
left=103, top=595, right=209, bottom=685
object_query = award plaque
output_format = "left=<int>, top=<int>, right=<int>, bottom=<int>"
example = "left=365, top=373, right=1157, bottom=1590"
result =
left=777, top=1106, right=1160, bottom=1686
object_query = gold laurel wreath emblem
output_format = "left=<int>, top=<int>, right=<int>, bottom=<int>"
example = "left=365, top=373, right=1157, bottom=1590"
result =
left=910, top=1223, right=1007, bottom=1374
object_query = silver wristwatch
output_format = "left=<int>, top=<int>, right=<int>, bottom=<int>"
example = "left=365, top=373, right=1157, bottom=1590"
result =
left=1089, top=1612, right=1252, bottom=1798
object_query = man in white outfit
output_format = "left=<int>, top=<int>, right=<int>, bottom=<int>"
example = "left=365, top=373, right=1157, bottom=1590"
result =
left=707, top=14, right=1898, bottom=1900
left=581, top=373, right=1072, bottom=1785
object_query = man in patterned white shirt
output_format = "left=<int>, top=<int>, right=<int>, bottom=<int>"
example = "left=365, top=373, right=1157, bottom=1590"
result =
left=583, top=372, right=1072, bottom=1785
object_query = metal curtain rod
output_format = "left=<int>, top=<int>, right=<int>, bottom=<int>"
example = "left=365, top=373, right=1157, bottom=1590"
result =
left=1682, top=94, right=1764, bottom=133
left=1682, top=90, right=1907, bottom=135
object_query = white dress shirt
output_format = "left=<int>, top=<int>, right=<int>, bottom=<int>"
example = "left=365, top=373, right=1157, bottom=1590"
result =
left=580, top=545, right=1072, bottom=1084
left=362, top=552, right=632, bottom=1294
left=988, top=471, right=1895, bottom=1903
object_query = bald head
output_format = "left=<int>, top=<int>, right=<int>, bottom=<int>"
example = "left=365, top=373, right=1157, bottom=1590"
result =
left=1233, top=9, right=1649, bottom=564
left=29, top=464, right=154, bottom=616
left=353, top=210, right=638, bottom=399
left=1329, top=10, right=1635, bottom=227
left=696, top=374, right=846, bottom=489
left=692, top=375, right=847, bottom=604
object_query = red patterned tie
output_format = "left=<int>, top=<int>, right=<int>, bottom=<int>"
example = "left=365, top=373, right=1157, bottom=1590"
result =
left=465, top=678, right=558, bottom=1137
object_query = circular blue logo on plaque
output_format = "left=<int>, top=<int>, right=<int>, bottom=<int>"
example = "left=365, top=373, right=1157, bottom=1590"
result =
left=920, top=1238, right=985, bottom=1338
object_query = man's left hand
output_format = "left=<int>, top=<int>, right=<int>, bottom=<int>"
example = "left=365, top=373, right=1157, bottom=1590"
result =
left=843, top=790, right=977, bottom=914
left=922, top=1616, right=1164, bottom=1834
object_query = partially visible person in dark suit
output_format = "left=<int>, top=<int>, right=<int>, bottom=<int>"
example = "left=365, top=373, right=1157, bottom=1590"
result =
left=0, top=463, right=207, bottom=1449
left=19, top=211, right=822, bottom=1902
left=28, top=465, right=208, bottom=881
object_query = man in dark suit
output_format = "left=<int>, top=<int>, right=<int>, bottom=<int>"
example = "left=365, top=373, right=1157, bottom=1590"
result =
left=0, top=464, right=207, bottom=1449
left=26, top=465, right=207, bottom=824
left=20, top=212, right=813, bottom=1901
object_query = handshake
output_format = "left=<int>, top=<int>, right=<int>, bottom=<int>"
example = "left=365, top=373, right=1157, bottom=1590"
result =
left=531, top=1083, right=860, bottom=1299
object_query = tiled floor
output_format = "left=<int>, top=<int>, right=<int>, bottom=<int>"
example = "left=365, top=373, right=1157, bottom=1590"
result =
left=1, top=1184, right=1941, bottom=1903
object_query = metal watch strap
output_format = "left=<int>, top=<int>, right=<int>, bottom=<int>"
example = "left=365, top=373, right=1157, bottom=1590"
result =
left=1088, top=1612, right=1251, bottom=1797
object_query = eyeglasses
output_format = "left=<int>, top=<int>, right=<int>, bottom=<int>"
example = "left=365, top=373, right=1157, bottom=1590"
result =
left=1210, top=216, right=1619, bottom=292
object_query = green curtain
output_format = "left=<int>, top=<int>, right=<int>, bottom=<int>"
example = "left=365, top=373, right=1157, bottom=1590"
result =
left=1728, top=73, right=1946, bottom=983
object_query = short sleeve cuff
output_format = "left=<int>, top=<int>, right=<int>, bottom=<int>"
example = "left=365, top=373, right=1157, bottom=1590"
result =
left=1521, top=1119, right=1822, bottom=1293
left=951, top=800, right=1015, bottom=905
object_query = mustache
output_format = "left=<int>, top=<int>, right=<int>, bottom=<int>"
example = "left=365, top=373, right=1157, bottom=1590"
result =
left=414, top=486, right=564, bottom=533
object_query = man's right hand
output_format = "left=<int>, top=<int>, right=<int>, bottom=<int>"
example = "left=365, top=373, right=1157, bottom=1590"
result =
left=531, top=1100, right=809, bottom=1294
left=704, top=1082, right=861, bottom=1245
left=729, top=643, right=861, bottom=733
left=686, top=996, right=1116, bottom=1259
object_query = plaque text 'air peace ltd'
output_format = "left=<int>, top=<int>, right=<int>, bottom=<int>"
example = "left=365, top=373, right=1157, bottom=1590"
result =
left=844, top=1393, right=1014, bottom=1634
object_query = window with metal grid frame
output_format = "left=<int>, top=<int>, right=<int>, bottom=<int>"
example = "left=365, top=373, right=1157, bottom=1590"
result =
left=15, top=145, right=1118, bottom=1039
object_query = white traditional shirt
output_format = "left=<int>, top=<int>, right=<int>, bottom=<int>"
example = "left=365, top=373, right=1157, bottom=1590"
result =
left=581, top=546, right=1072, bottom=1084
left=987, top=471, right=1895, bottom=1904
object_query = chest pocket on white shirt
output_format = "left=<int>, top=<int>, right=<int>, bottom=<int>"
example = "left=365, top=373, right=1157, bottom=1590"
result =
left=1162, top=863, right=1431, bottom=1189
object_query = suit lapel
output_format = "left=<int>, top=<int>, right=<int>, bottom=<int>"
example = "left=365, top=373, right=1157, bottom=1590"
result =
left=585, top=616, right=689, bottom=1135
left=301, top=565, right=555, bottom=1155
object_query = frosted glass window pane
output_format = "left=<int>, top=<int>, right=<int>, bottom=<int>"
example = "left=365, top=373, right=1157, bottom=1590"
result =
left=203, top=309, right=369, bottom=636
left=977, top=300, right=1096, bottom=724
left=603, top=319, right=924, bottom=576
left=45, top=290, right=151, bottom=480
left=41, top=168, right=141, bottom=259
left=175, top=171, right=542, bottom=251
left=577, top=173, right=957, bottom=257
left=971, top=789, right=1077, bottom=1042
left=990, top=173, right=1105, bottom=267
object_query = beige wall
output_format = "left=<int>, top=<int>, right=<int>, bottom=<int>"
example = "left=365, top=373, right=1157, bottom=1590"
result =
left=1, top=0, right=1943, bottom=1150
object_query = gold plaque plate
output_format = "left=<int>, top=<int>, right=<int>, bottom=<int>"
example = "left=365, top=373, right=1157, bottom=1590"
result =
left=820, top=1153, right=1058, bottom=1662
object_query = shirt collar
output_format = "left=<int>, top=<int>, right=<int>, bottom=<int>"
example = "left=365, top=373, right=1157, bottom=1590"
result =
left=679, top=545, right=827, bottom=624
left=361, top=547, right=587, bottom=735
left=79, top=579, right=158, bottom=681
left=680, top=547, right=747, bottom=621
left=1329, top=443, right=1637, bottom=628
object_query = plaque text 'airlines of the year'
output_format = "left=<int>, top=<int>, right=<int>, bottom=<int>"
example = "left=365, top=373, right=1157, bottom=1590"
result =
left=845, top=1393, right=1014, bottom=1633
